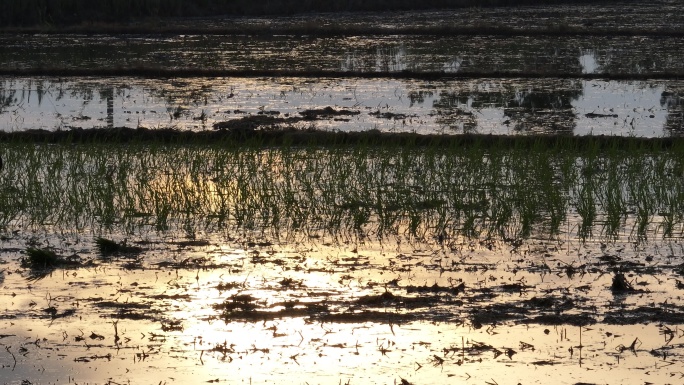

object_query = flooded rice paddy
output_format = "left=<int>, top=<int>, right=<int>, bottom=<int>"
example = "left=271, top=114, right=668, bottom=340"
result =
left=1, top=76, right=683, bottom=136
left=3, top=1, right=684, bottom=384
left=3, top=34, right=684, bottom=75
left=1, top=143, right=684, bottom=384
left=2, top=233, right=684, bottom=385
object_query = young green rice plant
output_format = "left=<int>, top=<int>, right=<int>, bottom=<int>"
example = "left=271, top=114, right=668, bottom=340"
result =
left=652, top=153, right=684, bottom=238
left=620, top=154, right=655, bottom=241
left=603, top=180, right=625, bottom=238
left=3, top=136, right=684, bottom=247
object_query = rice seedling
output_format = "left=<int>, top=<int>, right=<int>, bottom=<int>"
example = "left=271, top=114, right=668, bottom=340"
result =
left=21, top=246, right=86, bottom=280
left=1, top=134, right=683, bottom=245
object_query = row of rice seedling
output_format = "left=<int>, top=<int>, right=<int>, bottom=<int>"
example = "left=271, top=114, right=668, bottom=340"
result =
left=1, top=139, right=683, bottom=243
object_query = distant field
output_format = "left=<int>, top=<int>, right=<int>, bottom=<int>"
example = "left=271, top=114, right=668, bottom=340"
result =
left=2, top=0, right=626, bottom=27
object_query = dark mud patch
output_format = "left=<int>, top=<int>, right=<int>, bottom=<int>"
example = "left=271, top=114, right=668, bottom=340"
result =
left=355, top=290, right=443, bottom=308
left=211, top=108, right=362, bottom=134
left=470, top=301, right=597, bottom=328
left=90, top=300, right=160, bottom=321
left=527, top=314, right=596, bottom=326
left=370, top=111, right=416, bottom=120
left=317, top=311, right=417, bottom=324
left=213, top=287, right=465, bottom=324
left=405, top=282, right=465, bottom=295
left=39, top=306, right=78, bottom=320
left=92, top=300, right=152, bottom=310
left=21, top=247, right=93, bottom=281
left=169, top=239, right=213, bottom=248
left=603, top=305, right=684, bottom=325
left=151, top=293, right=192, bottom=300
left=212, top=114, right=303, bottom=131
left=214, top=295, right=321, bottom=321
left=585, top=112, right=619, bottom=119
left=300, top=106, right=361, bottom=120
left=217, top=303, right=419, bottom=324
left=153, top=257, right=232, bottom=270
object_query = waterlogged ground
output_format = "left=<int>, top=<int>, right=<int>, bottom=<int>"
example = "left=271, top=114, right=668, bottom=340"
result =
left=1, top=76, right=682, bottom=136
left=156, top=0, right=684, bottom=33
left=2, top=34, right=684, bottom=75
left=2, top=228, right=684, bottom=385
left=1, top=2, right=684, bottom=136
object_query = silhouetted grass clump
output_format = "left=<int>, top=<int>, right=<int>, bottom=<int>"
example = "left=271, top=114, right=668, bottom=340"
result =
left=21, top=247, right=86, bottom=280
left=95, top=237, right=143, bottom=255
left=23, top=247, right=61, bottom=268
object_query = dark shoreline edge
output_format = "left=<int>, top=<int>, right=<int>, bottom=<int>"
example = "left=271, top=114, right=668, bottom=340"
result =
left=2, top=126, right=683, bottom=151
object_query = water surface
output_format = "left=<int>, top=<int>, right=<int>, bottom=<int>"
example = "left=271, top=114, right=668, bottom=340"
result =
left=1, top=76, right=682, bottom=136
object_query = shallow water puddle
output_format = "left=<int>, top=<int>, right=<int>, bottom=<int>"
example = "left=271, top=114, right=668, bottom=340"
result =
left=1, top=230, right=684, bottom=384
left=0, top=77, right=681, bottom=136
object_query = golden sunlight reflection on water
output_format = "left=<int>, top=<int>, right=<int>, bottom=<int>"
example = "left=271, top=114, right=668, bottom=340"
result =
left=1, top=231, right=683, bottom=384
left=3, top=314, right=677, bottom=384
left=0, top=77, right=679, bottom=137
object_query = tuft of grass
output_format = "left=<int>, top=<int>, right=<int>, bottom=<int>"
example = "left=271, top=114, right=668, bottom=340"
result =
left=95, top=237, right=123, bottom=254
left=22, top=247, right=87, bottom=281
left=611, top=272, right=636, bottom=293
left=95, top=237, right=142, bottom=255
left=23, top=247, right=60, bottom=268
